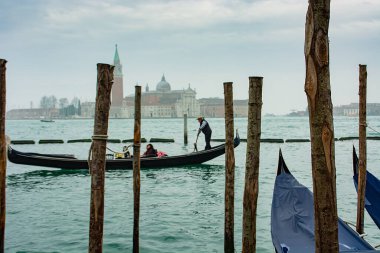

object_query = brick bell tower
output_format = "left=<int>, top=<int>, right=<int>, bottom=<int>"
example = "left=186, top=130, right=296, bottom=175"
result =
left=112, top=44, right=124, bottom=106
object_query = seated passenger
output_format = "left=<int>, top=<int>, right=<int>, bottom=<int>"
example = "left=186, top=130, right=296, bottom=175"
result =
left=157, top=150, right=168, bottom=157
left=142, top=143, right=158, bottom=157
left=123, top=145, right=131, bottom=158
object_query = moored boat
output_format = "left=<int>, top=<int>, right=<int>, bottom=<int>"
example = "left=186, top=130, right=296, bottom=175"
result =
left=271, top=150, right=376, bottom=253
left=40, top=119, right=54, bottom=122
left=8, top=135, right=240, bottom=170
left=353, top=146, right=380, bottom=229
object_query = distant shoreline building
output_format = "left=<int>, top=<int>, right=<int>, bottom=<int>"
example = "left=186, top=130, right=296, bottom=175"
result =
left=8, top=100, right=380, bottom=120
left=124, top=75, right=201, bottom=118
left=109, top=45, right=128, bottom=118
left=12, top=46, right=380, bottom=120
left=199, top=98, right=249, bottom=118
left=111, top=44, right=124, bottom=107
left=80, top=102, right=96, bottom=118
left=6, top=108, right=59, bottom=120
left=285, top=103, right=380, bottom=117
left=334, top=103, right=380, bottom=116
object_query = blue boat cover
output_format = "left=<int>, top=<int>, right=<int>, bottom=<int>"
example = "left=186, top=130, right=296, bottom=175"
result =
left=271, top=150, right=375, bottom=253
left=353, top=147, right=380, bottom=229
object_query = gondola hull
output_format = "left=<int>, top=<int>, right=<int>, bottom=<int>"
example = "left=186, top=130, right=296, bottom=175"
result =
left=271, top=150, right=375, bottom=253
left=353, top=147, right=380, bottom=229
left=8, top=137, right=240, bottom=170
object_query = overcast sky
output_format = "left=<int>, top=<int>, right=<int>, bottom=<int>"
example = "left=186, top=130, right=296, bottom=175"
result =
left=1, top=0, right=379, bottom=115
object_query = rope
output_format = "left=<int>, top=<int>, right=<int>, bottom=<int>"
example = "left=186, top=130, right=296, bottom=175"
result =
left=106, top=147, right=119, bottom=153
left=87, top=142, right=94, bottom=174
left=343, top=220, right=368, bottom=239
left=368, top=125, right=380, bottom=134
left=361, top=122, right=380, bottom=134
left=92, top=135, right=108, bottom=141
left=87, top=135, right=108, bottom=173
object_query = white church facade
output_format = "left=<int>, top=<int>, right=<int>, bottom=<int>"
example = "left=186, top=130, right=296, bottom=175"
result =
left=124, top=75, right=200, bottom=118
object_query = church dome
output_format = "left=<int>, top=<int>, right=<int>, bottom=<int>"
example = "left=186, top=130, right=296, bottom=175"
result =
left=156, top=75, right=171, bottom=92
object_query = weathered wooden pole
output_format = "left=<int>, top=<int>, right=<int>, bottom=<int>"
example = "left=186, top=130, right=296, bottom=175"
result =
left=88, top=63, right=114, bottom=253
left=304, top=1, right=338, bottom=252
left=224, top=82, right=235, bottom=253
left=133, top=85, right=142, bottom=253
left=184, top=113, right=188, bottom=145
left=242, top=77, right=263, bottom=253
left=0, top=59, right=7, bottom=253
left=356, top=64, right=367, bottom=234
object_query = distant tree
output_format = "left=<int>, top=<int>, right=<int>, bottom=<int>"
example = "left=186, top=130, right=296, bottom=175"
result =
left=59, top=98, right=69, bottom=109
left=40, top=96, right=49, bottom=109
left=41, top=95, right=83, bottom=117
left=70, top=97, right=82, bottom=115
left=66, top=104, right=76, bottom=115
left=40, top=95, right=58, bottom=109
left=49, top=95, right=57, bottom=109
left=77, top=99, right=81, bottom=115
left=71, top=97, right=80, bottom=108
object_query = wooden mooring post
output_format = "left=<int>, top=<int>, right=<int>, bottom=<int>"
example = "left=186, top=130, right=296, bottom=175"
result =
left=133, top=86, right=142, bottom=253
left=223, top=82, right=235, bottom=253
left=242, top=77, right=263, bottom=253
left=356, top=64, right=367, bottom=234
left=304, top=1, right=338, bottom=252
left=184, top=113, right=188, bottom=145
left=0, top=59, right=7, bottom=253
left=88, top=63, right=114, bottom=253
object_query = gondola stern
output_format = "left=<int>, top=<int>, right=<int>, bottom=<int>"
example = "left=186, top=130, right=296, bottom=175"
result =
left=234, top=133, right=241, bottom=147
left=7, top=145, right=15, bottom=162
left=7, top=145, right=12, bottom=161
left=277, top=149, right=290, bottom=176
left=353, top=145, right=359, bottom=175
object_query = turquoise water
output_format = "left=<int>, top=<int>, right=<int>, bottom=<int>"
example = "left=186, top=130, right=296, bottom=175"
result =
left=5, top=117, right=380, bottom=252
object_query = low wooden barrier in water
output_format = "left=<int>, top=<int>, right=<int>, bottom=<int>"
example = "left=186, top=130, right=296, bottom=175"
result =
left=8, top=136, right=380, bottom=145
left=260, top=138, right=284, bottom=143
left=106, top=139, right=121, bottom=143
left=67, top=139, right=92, bottom=143
left=122, top=138, right=147, bottom=143
left=38, top=139, right=64, bottom=144
left=339, top=136, right=380, bottom=141
left=212, top=138, right=284, bottom=143
left=149, top=138, right=174, bottom=143
left=211, top=138, right=226, bottom=142
left=285, top=139, right=310, bottom=143
left=10, top=140, right=35, bottom=145
left=339, top=136, right=359, bottom=141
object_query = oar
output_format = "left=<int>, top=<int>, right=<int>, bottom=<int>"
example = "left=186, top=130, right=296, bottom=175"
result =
left=193, top=133, right=199, bottom=152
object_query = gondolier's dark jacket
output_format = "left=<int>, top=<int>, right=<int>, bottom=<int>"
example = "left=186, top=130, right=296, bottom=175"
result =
left=199, top=119, right=212, bottom=135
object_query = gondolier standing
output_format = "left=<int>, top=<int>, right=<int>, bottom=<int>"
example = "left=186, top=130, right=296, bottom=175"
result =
left=197, top=116, right=212, bottom=150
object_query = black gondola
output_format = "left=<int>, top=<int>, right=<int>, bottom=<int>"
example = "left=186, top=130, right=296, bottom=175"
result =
left=8, top=135, right=240, bottom=170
